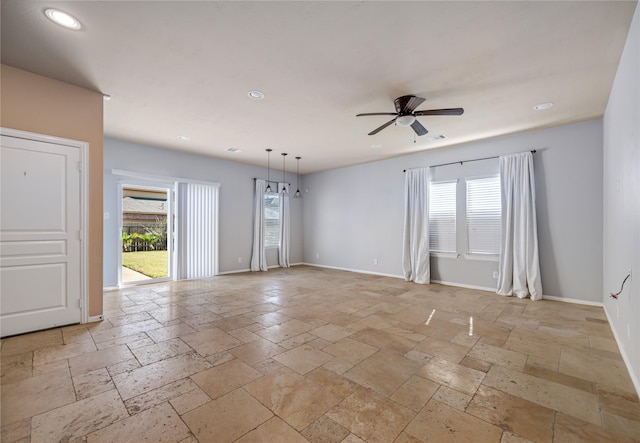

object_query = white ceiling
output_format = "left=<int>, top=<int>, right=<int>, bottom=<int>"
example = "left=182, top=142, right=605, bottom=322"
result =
left=1, top=1, right=637, bottom=174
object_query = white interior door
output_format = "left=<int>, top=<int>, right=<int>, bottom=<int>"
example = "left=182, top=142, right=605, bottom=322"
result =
left=1, top=132, right=84, bottom=337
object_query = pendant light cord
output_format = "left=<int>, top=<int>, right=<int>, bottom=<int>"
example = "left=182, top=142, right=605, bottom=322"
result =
left=294, top=156, right=302, bottom=198
left=281, top=153, right=288, bottom=195
left=265, top=148, right=272, bottom=193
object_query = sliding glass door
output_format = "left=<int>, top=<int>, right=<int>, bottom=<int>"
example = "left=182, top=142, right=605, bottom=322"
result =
left=119, top=183, right=173, bottom=285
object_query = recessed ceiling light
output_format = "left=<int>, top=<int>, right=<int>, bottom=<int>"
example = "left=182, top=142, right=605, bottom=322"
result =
left=44, top=8, right=82, bottom=30
left=371, top=144, right=382, bottom=149
left=225, top=147, right=241, bottom=153
left=103, top=94, right=111, bottom=101
left=534, top=102, right=554, bottom=111
left=177, top=135, right=191, bottom=141
left=248, top=90, right=264, bottom=100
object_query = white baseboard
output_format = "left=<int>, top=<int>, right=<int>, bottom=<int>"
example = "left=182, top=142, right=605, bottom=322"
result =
left=218, top=268, right=251, bottom=275
left=218, top=263, right=304, bottom=275
left=430, top=280, right=496, bottom=292
left=86, top=314, right=104, bottom=323
left=542, top=295, right=603, bottom=307
left=103, top=286, right=119, bottom=292
left=604, top=305, right=640, bottom=397
left=432, top=281, right=606, bottom=306
left=300, top=262, right=404, bottom=279
left=217, top=265, right=280, bottom=275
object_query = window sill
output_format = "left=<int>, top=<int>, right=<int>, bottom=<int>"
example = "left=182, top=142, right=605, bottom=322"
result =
left=464, top=253, right=499, bottom=262
left=430, top=252, right=459, bottom=259
left=265, top=245, right=279, bottom=250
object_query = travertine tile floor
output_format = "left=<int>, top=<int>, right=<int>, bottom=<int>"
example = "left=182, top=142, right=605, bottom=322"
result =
left=2, top=266, right=639, bottom=442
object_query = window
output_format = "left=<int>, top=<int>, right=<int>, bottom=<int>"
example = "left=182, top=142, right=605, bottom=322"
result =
left=466, top=176, right=501, bottom=255
left=264, top=193, right=280, bottom=247
left=429, top=180, right=457, bottom=253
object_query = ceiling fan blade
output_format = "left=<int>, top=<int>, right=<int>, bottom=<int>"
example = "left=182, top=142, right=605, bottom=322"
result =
left=411, top=120, right=428, bottom=136
left=356, top=112, right=399, bottom=117
left=395, top=95, right=425, bottom=113
left=414, top=108, right=464, bottom=116
left=368, top=118, right=397, bottom=135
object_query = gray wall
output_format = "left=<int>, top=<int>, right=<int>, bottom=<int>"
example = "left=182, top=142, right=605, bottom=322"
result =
left=603, top=3, right=639, bottom=392
left=303, top=119, right=604, bottom=302
left=103, top=138, right=303, bottom=286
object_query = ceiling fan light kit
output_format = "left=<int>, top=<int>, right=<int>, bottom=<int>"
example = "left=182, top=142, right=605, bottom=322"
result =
left=357, top=95, right=464, bottom=137
left=396, top=115, right=416, bottom=127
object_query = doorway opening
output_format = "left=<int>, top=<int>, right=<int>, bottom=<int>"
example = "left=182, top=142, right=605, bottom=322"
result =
left=120, top=183, right=173, bottom=285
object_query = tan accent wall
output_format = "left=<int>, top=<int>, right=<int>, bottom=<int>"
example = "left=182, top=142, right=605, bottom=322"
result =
left=1, top=64, right=104, bottom=317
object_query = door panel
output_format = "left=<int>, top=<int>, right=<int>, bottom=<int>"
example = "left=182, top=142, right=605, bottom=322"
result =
left=1, top=264, right=66, bottom=313
left=0, top=134, right=82, bottom=336
left=1, top=147, right=67, bottom=231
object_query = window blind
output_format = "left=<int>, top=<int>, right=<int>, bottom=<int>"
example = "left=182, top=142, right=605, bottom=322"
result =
left=466, top=176, right=501, bottom=254
left=429, top=180, right=457, bottom=253
left=176, top=182, right=218, bottom=279
left=264, top=193, right=280, bottom=247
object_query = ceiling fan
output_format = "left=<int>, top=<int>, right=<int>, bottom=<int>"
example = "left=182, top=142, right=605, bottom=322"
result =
left=356, top=95, right=464, bottom=136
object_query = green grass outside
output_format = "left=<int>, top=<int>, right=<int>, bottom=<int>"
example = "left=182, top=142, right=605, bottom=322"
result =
left=122, top=250, right=168, bottom=278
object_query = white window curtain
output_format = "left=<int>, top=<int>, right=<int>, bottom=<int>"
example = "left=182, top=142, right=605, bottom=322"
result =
left=251, top=179, right=267, bottom=271
left=497, top=152, right=543, bottom=300
left=176, top=182, right=219, bottom=280
left=278, top=182, right=290, bottom=268
left=403, top=167, right=431, bottom=284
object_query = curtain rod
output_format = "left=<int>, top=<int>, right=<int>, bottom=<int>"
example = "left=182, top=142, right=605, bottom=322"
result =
left=253, top=178, right=291, bottom=185
left=403, top=149, right=536, bottom=172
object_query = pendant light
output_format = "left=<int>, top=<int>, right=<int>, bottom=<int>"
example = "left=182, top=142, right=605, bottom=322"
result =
left=294, top=157, right=302, bottom=199
left=265, top=148, right=273, bottom=194
left=281, top=153, right=288, bottom=196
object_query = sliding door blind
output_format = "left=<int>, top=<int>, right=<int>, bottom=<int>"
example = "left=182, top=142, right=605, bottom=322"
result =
left=466, top=176, right=501, bottom=254
left=177, top=182, right=218, bottom=279
left=429, top=180, right=457, bottom=253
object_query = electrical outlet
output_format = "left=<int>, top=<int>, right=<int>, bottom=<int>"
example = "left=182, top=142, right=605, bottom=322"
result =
left=373, top=258, right=378, bottom=265
left=492, top=271, right=499, bottom=279
left=617, top=305, right=620, bottom=318
left=238, top=257, right=242, bottom=263
left=628, top=324, right=631, bottom=340
left=316, top=253, right=320, bottom=259
left=629, top=266, right=632, bottom=280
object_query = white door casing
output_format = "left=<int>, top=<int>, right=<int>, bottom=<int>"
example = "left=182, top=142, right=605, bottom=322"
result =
left=0, top=128, right=87, bottom=337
